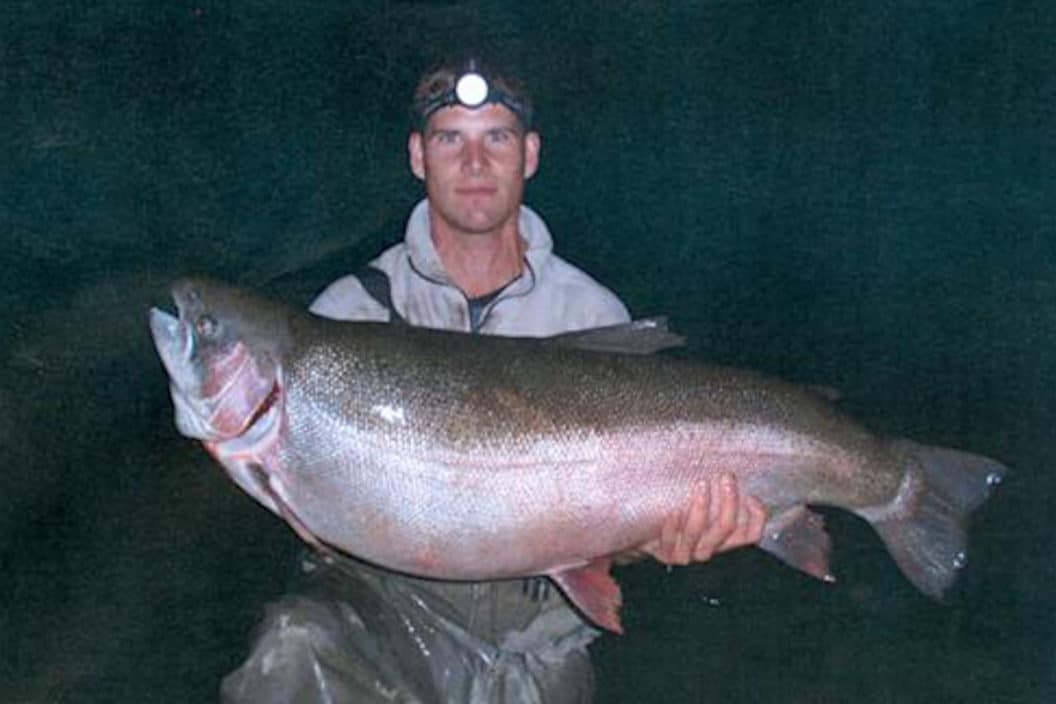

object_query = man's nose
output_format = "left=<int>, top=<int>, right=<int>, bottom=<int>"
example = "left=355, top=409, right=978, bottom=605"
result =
left=462, top=140, right=487, bottom=174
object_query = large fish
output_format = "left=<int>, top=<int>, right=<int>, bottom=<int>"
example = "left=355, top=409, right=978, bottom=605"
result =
left=149, top=278, right=1005, bottom=633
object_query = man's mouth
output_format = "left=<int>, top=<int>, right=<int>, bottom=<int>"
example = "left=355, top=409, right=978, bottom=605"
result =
left=456, top=186, right=497, bottom=196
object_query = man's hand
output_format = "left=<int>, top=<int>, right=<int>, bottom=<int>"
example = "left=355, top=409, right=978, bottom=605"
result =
left=637, top=473, right=767, bottom=566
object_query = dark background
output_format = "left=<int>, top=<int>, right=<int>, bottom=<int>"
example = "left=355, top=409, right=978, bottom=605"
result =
left=2, top=2, right=1053, bottom=702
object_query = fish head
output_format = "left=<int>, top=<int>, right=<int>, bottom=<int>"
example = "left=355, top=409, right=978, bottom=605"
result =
left=149, top=278, right=288, bottom=442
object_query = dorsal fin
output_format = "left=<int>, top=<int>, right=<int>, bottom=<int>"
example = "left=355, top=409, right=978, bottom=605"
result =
left=547, top=317, right=685, bottom=355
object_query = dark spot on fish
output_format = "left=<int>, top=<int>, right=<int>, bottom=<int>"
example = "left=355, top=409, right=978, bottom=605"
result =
left=489, top=387, right=555, bottom=433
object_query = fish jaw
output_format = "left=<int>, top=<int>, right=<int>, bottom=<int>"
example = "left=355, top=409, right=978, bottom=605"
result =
left=149, top=306, right=192, bottom=390
left=150, top=306, right=210, bottom=438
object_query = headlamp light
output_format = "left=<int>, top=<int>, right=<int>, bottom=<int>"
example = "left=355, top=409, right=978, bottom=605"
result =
left=415, top=61, right=533, bottom=129
left=454, top=72, right=489, bottom=108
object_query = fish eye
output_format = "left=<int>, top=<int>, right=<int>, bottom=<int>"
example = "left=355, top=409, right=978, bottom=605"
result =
left=196, top=314, right=219, bottom=338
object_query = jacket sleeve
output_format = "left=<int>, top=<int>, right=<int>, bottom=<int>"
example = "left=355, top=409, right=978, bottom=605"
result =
left=309, top=274, right=391, bottom=322
left=553, top=268, right=632, bottom=333
left=576, top=290, right=632, bottom=330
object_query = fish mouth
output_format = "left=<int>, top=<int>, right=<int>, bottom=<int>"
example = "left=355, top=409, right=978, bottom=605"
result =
left=150, top=278, right=207, bottom=380
left=149, top=298, right=218, bottom=440
left=149, top=305, right=195, bottom=384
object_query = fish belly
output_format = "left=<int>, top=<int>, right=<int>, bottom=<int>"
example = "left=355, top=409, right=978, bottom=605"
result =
left=267, top=403, right=871, bottom=580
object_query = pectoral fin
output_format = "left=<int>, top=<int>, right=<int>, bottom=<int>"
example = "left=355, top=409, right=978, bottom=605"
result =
left=549, top=558, right=625, bottom=634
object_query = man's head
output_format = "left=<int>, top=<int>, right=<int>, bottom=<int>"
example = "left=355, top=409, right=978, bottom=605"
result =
left=408, top=57, right=541, bottom=238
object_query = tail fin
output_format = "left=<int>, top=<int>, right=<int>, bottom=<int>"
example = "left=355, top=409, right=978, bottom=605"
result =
left=862, top=440, right=1007, bottom=599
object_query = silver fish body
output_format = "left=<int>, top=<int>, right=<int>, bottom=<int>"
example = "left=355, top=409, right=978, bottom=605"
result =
left=150, top=279, right=1005, bottom=632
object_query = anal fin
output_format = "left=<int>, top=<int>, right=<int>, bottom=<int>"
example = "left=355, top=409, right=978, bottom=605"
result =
left=758, top=505, right=835, bottom=583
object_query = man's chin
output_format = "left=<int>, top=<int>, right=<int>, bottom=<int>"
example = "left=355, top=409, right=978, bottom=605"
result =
left=440, top=210, right=510, bottom=236
left=458, top=221, right=506, bottom=236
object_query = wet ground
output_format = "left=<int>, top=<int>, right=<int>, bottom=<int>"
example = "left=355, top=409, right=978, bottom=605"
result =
left=3, top=2, right=1054, bottom=702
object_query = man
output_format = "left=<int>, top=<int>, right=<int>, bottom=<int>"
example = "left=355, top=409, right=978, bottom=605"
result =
left=222, top=56, right=765, bottom=703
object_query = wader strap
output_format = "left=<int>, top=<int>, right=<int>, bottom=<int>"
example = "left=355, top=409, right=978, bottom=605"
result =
left=355, top=265, right=405, bottom=324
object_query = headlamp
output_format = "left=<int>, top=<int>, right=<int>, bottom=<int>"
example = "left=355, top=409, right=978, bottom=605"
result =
left=415, top=61, right=533, bottom=129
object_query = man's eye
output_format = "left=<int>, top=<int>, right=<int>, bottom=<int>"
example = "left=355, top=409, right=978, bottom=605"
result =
left=435, top=132, right=459, bottom=145
left=488, top=131, right=512, bottom=144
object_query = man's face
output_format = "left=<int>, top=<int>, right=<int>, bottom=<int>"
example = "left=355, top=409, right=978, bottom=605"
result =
left=409, top=103, right=540, bottom=237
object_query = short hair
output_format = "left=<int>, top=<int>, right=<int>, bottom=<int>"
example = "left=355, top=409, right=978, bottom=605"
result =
left=410, top=55, right=534, bottom=131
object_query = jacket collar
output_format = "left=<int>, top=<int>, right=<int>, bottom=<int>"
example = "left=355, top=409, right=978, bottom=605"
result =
left=404, top=199, right=553, bottom=293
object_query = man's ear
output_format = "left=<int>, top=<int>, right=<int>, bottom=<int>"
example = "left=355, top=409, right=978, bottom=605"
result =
left=523, top=131, right=541, bottom=180
left=408, top=132, right=425, bottom=181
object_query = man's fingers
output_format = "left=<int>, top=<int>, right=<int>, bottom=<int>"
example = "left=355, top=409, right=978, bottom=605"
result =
left=648, top=477, right=765, bottom=565
left=677, top=484, right=711, bottom=563
left=670, top=483, right=711, bottom=564
left=743, top=496, right=768, bottom=544
left=691, top=473, right=737, bottom=560
left=657, top=505, right=681, bottom=562
left=716, top=493, right=768, bottom=553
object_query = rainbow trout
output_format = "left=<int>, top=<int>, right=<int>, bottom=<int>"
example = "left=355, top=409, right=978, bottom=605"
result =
left=149, top=279, right=1005, bottom=632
